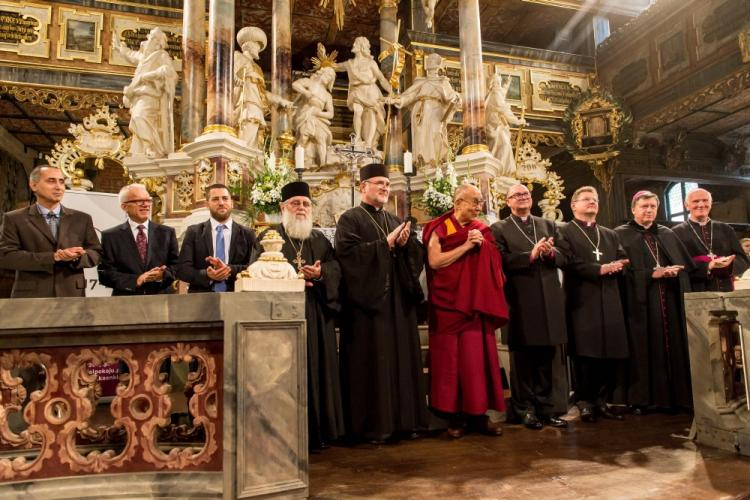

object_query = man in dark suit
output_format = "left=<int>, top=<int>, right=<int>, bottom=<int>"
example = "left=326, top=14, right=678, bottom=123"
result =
left=0, top=164, right=101, bottom=298
left=177, top=183, right=257, bottom=292
left=98, top=183, right=179, bottom=295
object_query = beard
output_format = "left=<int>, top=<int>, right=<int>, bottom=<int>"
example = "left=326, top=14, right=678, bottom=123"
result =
left=283, top=211, right=313, bottom=240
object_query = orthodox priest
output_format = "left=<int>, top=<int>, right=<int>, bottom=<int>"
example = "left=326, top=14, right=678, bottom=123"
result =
left=559, top=187, right=628, bottom=423
left=615, top=191, right=695, bottom=412
left=335, top=163, right=427, bottom=443
left=423, top=184, right=507, bottom=438
left=251, top=181, right=344, bottom=451
left=491, top=183, right=569, bottom=430
left=672, top=188, right=749, bottom=292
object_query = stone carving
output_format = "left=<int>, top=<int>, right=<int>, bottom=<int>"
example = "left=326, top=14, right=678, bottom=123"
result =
left=390, top=53, right=461, bottom=167
left=112, top=27, right=178, bottom=159
left=174, top=169, right=194, bottom=211
left=486, top=73, right=527, bottom=175
left=233, top=27, right=294, bottom=150
left=292, top=43, right=337, bottom=167
left=421, top=0, right=438, bottom=29
left=238, top=230, right=305, bottom=292
left=337, top=36, right=391, bottom=150
left=0, top=85, right=121, bottom=112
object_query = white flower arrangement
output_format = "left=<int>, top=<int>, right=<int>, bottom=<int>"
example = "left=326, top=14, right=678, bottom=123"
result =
left=249, top=152, right=292, bottom=215
left=422, top=163, right=459, bottom=217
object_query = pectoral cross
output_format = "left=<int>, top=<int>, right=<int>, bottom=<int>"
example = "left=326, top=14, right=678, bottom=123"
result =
left=593, top=249, right=603, bottom=261
left=293, top=254, right=305, bottom=271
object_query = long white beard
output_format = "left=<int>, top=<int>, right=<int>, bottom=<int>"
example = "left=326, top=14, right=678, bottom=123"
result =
left=282, top=211, right=313, bottom=240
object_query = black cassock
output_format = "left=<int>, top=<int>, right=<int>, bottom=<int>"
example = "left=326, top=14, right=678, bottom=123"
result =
left=615, top=221, right=695, bottom=408
left=335, top=202, right=427, bottom=441
left=491, top=215, right=568, bottom=418
left=253, top=225, right=345, bottom=447
left=559, top=221, right=629, bottom=409
left=672, top=219, right=750, bottom=292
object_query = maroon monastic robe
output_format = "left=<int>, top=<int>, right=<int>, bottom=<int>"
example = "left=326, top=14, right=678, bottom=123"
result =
left=423, top=211, right=509, bottom=415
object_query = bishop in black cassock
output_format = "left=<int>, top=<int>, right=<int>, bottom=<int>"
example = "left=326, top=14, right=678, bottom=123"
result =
left=559, top=187, right=628, bottom=422
left=672, top=188, right=749, bottom=292
left=335, top=163, right=427, bottom=443
left=251, top=182, right=344, bottom=451
left=491, top=183, right=569, bottom=430
left=615, top=191, right=695, bottom=411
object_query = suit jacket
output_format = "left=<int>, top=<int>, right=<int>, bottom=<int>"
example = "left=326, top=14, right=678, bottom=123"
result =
left=177, top=220, right=258, bottom=293
left=98, top=220, right=179, bottom=295
left=0, top=203, right=101, bottom=298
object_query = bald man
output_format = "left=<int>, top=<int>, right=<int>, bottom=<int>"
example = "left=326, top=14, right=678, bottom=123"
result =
left=672, top=188, right=749, bottom=292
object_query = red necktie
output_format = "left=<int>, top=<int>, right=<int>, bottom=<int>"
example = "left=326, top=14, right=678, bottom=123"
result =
left=136, top=225, right=147, bottom=264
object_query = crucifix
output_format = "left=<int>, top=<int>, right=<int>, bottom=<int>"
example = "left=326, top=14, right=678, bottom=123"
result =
left=293, top=254, right=306, bottom=270
left=593, top=248, right=603, bottom=261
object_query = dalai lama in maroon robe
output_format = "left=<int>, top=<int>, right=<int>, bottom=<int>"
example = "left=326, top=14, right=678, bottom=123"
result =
left=423, top=184, right=508, bottom=438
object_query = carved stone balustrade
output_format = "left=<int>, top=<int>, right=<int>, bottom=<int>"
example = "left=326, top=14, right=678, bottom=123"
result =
left=685, top=290, right=750, bottom=456
left=0, top=292, right=307, bottom=499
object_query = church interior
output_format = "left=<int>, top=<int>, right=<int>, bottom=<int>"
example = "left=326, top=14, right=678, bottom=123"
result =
left=1, top=0, right=750, bottom=498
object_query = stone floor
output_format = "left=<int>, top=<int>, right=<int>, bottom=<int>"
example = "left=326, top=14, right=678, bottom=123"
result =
left=310, top=413, right=750, bottom=499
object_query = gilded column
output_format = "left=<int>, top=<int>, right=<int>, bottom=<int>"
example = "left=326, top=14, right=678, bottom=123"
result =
left=181, top=0, right=206, bottom=144
left=271, top=0, right=292, bottom=140
left=380, top=0, right=403, bottom=173
left=205, top=0, right=235, bottom=133
left=458, top=0, right=488, bottom=154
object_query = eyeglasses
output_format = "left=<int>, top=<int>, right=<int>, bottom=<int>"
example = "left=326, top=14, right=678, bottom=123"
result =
left=124, top=199, right=152, bottom=206
left=286, top=200, right=312, bottom=208
left=507, top=193, right=531, bottom=200
left=364, top=180, right=391, bottom=189
left=459, top=198, right=485, bottom=207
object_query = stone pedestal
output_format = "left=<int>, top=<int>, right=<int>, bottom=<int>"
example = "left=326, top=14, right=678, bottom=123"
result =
left=684, top=289, right=750, bottom=456
left=0, top=292, right=307, bottom=499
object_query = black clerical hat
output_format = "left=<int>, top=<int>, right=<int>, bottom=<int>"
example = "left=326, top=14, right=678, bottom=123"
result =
left=281, top=181, right=311, bottom=201
left=359, top=163, right=389, bottom=181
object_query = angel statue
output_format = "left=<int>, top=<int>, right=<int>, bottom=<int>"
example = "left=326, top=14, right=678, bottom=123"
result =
left=233, top=27, right=294, bottom=149
left=337, top=36, right=391, bottom=150
left=485, top=73, right=527, bottom=175
left=291, top=43, right=337, bottom=167
left=389, top=53, right=461, bottom=167
left=112, top=27, right=177, bottom=159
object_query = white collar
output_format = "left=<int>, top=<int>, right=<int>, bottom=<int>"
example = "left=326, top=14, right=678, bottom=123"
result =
left=210, top=217, right=233, bottom=232
left=128, top=218, right=149, bottom=231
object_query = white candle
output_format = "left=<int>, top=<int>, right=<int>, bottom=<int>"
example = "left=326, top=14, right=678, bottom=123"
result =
left=269, top=151, right=276, bottom=170
left=295, top=145, right=305, bottom=170
left=403, top=150, right=413, bottom=175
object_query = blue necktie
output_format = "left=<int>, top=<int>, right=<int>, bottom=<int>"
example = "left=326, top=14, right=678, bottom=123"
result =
left=213, top=224, right=227, bottom=292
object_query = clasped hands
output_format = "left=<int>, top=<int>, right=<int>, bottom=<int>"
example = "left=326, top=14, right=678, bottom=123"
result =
left=652, top=265, right=684, bottom=279
left=386, top=221, right=411, bottom=249
left=205, top=256, right=231, bottom=282
left=464, top=229, right=484, bottom=248
left=600, top=259, right=630, bottom=275
left=137, top=266, right=167, bottom=287
left=708, top=255, right=735, bottom=270
left=531, top=237, right=555, bottom=261
left=300, top=260, right=322, bottom=287
left=53, top=246, right=85, bottom=262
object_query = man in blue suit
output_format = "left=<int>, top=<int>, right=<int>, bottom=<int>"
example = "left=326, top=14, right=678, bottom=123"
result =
left=98, top=183, right=178, bottom=295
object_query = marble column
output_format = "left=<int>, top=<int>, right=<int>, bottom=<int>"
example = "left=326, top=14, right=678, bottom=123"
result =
left=181, top=0, right=206, bottom=144
left=271, top=0, right=292, bottom=141
left=205, top=0, right=235, bottom=133
left=458, top=0, right=488, bottom=154
left=380, top=0, right=403, bottom=173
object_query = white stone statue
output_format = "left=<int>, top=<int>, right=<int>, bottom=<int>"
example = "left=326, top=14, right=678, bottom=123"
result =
left=292, top=43, right=337, bottom=167
left=421, top=0, right=438, bottom=29
left=485, top=74, right=527, bottom=174
left=337, top=36, right=391, bottom=150
left=113, top=27, right=178, bottom=159
left=236, top=230, right=304, bottom=292
left=389, top=53, right=460, bottom=167
left=233, top=27, right=294, bottom=150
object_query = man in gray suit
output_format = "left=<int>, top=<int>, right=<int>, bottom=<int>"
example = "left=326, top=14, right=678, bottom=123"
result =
left=0, top=165, right=101, bottom=298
